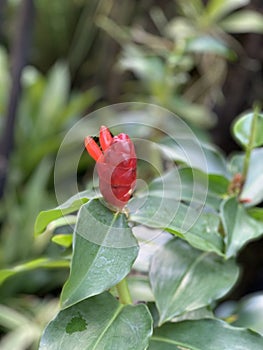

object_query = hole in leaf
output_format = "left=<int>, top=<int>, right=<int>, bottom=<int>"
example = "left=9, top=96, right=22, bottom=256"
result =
left=66, top=312, right=87, bottom=334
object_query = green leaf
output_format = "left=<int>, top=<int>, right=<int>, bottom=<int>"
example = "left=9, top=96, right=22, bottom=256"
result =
left=0, top=258, right=69, bottom=285
left=47, top=215, right=76, bottom=232
left=148, top=302, right=214, bottom=329
left=38, top=62, right=70, bottom=126
left=40, top=292, right=153, bottom=350
left=34, top=189, right=96, bottom=235
left=239, top=149, right=263, bottom=206
left=130, top=196, right=224, bottom=255
left=149, top=239, right=239, bottom=324
left=233, top=293, right=263, bottom=335
left=160, top=139, right=228, bottom=176
left=233, top=112, right=263, bottom=148
left=51, top=234, right=73, bottom=248
left=221, top=197, right=263, bottom=258
left=141, top=166, right=228, bottom=210
left=119, top=44, right=165, bottom=83
left=0, top=304, right=33, bottom=330
left=0, top=47, right=10, bottom=112
left=186, top=36, right=234, bottom=58
left=149, top=318, right=263, bottom=350
left=206, top=0, right=249, bottom=23
left=220, top=10, right=263, bottom=33
left=60, top=199, right=138, bottom=309
left=172, top=307, right=214, bottom=323
left=132, top=226, right=172, bottom=274
left=57, top=86, right=101, bottom=126
left=169, top=97, right=216, bottom=127
left=201, top=144, right=229, bottom=176
left=248, top=207, right=263, bottom=222
left=0, top=323, right=40, bottom=350
left=127, top=275, right=154, bottom=302
left=228, top=152, right=244, bottom=175
left=176, top=0, right=204, bottom=18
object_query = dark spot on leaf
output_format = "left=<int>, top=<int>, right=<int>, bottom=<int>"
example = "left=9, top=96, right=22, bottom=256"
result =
left=66, top=313, right=87, bottom=334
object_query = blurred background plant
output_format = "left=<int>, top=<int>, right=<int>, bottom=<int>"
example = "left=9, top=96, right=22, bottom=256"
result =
left=98, top=0, right=263, bottom=129
left=0, top=0, right=262, bottom=348
left=0, top=53, right=100, bottom=266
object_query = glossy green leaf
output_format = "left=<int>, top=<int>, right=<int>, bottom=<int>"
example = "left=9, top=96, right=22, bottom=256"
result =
left=51, top=234, right=73, bottom=248
left=172, top=307, right=214, bottom=323
left=149, top=239, right=239, bottom=324
left=61, top=199, right=138, bottom=309
left=149, top=318, right=263, bottom=350
left=132, top=226, right=172, bottom=274
left=40, top=292, right=153, bottom=350
left=148, top=302, right=214, bottom=328
left=233, top=112, right=263, bottom=148
left=199, top=143, right=228, bottom=176
left=34, top=189, right=96, bottom=235
left=220, top=10, right=263, bottom=33
left=160, top=139, right=228, bottom=176
left=0, top=258, right=69, bottom=285
left=228, top=152, right=244, bottom=175
left=48, top=216, right=75, bottom=247
left=141, top=166, right=228, bottom=210
left=239, top=149, right=263, bottom=206
left=234, top=293, right=263, bottom=335
left=46, top=215, right=76, bottom=234
left=229, top=149, right=263, bottom=206
left=221, top=197, right=263, bottom=258
left=130, top=196, right=224, bottom=255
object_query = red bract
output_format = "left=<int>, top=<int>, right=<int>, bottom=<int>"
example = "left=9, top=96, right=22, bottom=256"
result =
left=85, top=126, right=137, bottom=209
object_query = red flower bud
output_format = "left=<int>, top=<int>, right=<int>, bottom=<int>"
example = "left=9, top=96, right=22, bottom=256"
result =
left=85, top=126, right=136, bottom=209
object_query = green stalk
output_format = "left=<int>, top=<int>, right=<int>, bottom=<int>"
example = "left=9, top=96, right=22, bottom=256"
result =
left=112, top=211, right=132, bottom=305
left=116, top=278, right=132, bottom=305
left=242, top=105, right=260, bottom=181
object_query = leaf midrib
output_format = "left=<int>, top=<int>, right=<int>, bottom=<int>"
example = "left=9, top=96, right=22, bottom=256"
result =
left=151, top=336, right=198, bottom=350
left=158, top=251, right=209, bottom=322
left=63, top=209, right=122, bottom=305
left=91, top=303, right=124, bottom=349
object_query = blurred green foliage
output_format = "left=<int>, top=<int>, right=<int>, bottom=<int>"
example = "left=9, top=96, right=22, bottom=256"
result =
left=0, top=48, right=100, bottom=267
left=98, top=0, right=263, bottom=126
left=0, top=43, right=99, bottom=348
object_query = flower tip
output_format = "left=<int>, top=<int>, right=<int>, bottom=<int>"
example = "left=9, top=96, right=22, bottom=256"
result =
left=84, top=136, right=102, bottom=161
left=84, top=136, right=92, bottom=147
left=99, top=125, right=113, bottom=151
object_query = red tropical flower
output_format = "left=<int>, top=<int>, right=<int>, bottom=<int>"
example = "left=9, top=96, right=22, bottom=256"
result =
left=85, top=126, right=137, bottom=209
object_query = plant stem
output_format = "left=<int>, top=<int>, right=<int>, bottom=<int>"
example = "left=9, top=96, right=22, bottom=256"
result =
left=113, top=211, right=132, bottom=305
left=242, top=105, right=260, bottom=181
left=116, top=278, right=132, bottom=305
